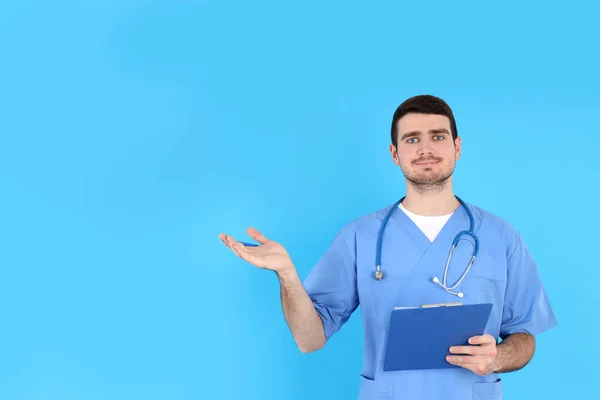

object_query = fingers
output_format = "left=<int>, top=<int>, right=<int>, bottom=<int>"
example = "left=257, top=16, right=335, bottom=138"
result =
left=447, top=335, right=498, bottom=376
left=219, top=233, right=229, bottom=246
left=449, top=345, right=494, bottom=356
left=446, top=355, right=484, bottom=365
left=231, top=241, right=252, bottom=260
left=246, top=227, right=268, bottom=244
left=446, top=355, right=495, bottom=376
left=449, top=335, right=496, bottom=355
left=219, top=233, right=261, bottom=263
left=228, top=238, right=256, bottom=261
left=220, top=229, right=268, bottom=248
left=468, top=334, right=496, bottom=345
left=219, top=233, right=235, bottom=249
left=219, top=234, right=245, bottom=252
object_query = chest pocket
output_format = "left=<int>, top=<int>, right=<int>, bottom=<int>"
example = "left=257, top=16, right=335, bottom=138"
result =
left=469, top=242, right=505, bottom=281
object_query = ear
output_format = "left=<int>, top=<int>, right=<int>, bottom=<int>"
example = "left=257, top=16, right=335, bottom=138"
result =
left=390, top=143, right=401, bottom=166
left=454, top=136, right=462, bottom=160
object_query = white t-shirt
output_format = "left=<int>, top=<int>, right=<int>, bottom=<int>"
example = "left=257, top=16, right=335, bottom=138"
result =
left=398, top=203, right=453, bottom=242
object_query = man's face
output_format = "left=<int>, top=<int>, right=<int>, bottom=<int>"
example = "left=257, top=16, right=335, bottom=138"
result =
left=390, top=113, right=461, bottom=188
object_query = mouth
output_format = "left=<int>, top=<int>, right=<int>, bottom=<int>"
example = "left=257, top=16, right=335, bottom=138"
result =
left=414, top=159, right=440, bottom=166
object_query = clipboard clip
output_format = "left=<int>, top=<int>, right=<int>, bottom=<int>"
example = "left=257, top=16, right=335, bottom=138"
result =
left=393, top=302, right=463, bottom=311
left=420, top=302, right=463, bottom=308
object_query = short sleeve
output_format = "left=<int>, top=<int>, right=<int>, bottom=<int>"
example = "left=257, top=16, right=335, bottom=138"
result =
left=302, top=232, right=359, bottom=340
left=500, top=232, right=558, bottom=339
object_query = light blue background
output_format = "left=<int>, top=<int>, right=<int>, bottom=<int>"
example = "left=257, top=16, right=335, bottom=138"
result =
left=1, top=1, right=598, bottom=399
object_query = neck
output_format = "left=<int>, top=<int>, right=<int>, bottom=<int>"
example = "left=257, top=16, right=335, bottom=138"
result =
left=402, top=178, right=459, bottom=216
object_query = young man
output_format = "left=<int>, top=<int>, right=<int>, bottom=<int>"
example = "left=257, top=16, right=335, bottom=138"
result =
left=220, top=95, right=557, bottom=400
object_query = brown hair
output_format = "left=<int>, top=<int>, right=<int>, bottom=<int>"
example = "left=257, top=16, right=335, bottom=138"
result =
left=390, top=95, right=458, bottom=147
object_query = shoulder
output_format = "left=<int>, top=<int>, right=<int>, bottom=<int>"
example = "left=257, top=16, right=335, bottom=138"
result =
left=334, top=203, right=397, bottom=247
left=465, top=202, right=524, bottom=258
left=341, top=203, right=395, bottom=231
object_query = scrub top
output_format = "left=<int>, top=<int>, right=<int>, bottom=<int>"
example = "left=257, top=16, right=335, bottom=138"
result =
left=303, top=201, right=557, bottom=400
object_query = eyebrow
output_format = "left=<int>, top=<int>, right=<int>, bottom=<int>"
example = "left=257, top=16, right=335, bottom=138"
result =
left=400, top=128, right=450, bottom=141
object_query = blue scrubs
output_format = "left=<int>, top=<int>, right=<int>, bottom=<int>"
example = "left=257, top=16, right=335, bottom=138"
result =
left=303, top=201, right=557, bottom=400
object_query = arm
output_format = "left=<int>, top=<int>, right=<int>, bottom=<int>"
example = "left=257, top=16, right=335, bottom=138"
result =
left=278, top=230, right=360, bottom=353
left=494, top=332, right=536, bottom=373
left=448, top=230, right=556, bottom=375
left=447, top=332, right=535, bottom=376
left=277, top=267, right=327, bottom=353
left=220, top=228, right=357, bottom=354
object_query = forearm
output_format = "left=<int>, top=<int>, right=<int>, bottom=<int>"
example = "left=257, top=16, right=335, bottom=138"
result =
left=494, top=332, right=536, bottom=373
left=277, top=267, right=327, bottom=353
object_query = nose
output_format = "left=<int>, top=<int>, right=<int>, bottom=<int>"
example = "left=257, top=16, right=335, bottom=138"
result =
left=417, top=142, right=434, bottom=156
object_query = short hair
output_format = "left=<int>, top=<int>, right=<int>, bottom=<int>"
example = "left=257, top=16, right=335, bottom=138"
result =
left=390, top=94, right=458, bottom=147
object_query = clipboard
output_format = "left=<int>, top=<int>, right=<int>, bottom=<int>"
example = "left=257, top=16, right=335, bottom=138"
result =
left=383, top=302, right=493, bottom=371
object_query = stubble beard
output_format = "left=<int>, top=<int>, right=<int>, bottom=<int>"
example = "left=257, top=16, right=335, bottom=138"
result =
left=402, top=160, right=455, bottom=195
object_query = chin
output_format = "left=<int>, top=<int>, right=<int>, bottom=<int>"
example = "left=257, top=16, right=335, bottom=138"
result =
left=404, top=168, right=453, bottom=185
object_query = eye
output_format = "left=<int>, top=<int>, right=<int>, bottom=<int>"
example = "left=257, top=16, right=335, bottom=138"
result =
left=406, top=137, right=418, bottom=143
left=433, top=135, right=445, bottom=140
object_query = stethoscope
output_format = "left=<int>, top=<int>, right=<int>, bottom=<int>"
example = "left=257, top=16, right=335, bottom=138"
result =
left=374, top=196, right=479, bottom=298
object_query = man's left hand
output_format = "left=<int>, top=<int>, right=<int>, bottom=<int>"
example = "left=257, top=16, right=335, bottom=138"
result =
left=446, top=334, right=499, bottom=376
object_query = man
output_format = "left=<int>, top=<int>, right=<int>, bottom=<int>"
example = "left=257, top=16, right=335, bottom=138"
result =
left=219, top=95, right=557, bottom=400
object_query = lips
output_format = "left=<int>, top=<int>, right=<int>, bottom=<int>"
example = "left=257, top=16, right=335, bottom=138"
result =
left=414, top=159, right=440, bottom=166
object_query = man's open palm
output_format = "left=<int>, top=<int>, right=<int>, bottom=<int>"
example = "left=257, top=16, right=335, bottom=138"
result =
left=219, top=228, right=293, bottom=273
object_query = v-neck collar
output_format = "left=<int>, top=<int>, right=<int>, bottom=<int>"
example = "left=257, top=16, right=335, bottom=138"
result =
left=390, top=200, right=469, bottom=257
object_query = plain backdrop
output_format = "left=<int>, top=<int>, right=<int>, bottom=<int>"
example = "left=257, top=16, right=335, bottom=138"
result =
left=1, top=1, right=598, bottom=399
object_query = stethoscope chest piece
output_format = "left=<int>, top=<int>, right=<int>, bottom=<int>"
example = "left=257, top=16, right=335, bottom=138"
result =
left=374, top=268, right=383, bottom=280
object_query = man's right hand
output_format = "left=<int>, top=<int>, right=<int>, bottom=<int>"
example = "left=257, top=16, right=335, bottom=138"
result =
left=220, top=227, right=326, bottom=353
left=219, top=228, right=294, bottom=274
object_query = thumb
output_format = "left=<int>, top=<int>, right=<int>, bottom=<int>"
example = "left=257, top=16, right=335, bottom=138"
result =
left=246, top=227, right=268, bottom=244
left=469, top=334, right=495, bottom=345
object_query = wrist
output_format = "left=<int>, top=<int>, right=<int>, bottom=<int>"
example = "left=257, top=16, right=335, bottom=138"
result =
left=493, top=345, right=505, bottom=373
left=276, top=264, right=297, bottom=282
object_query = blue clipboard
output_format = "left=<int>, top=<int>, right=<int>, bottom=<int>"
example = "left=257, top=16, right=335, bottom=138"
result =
left=383, top=302, right=493, bottom=371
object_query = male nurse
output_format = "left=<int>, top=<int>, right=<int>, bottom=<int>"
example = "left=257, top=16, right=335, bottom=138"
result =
left=220, top=95, right=557, bottom=400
